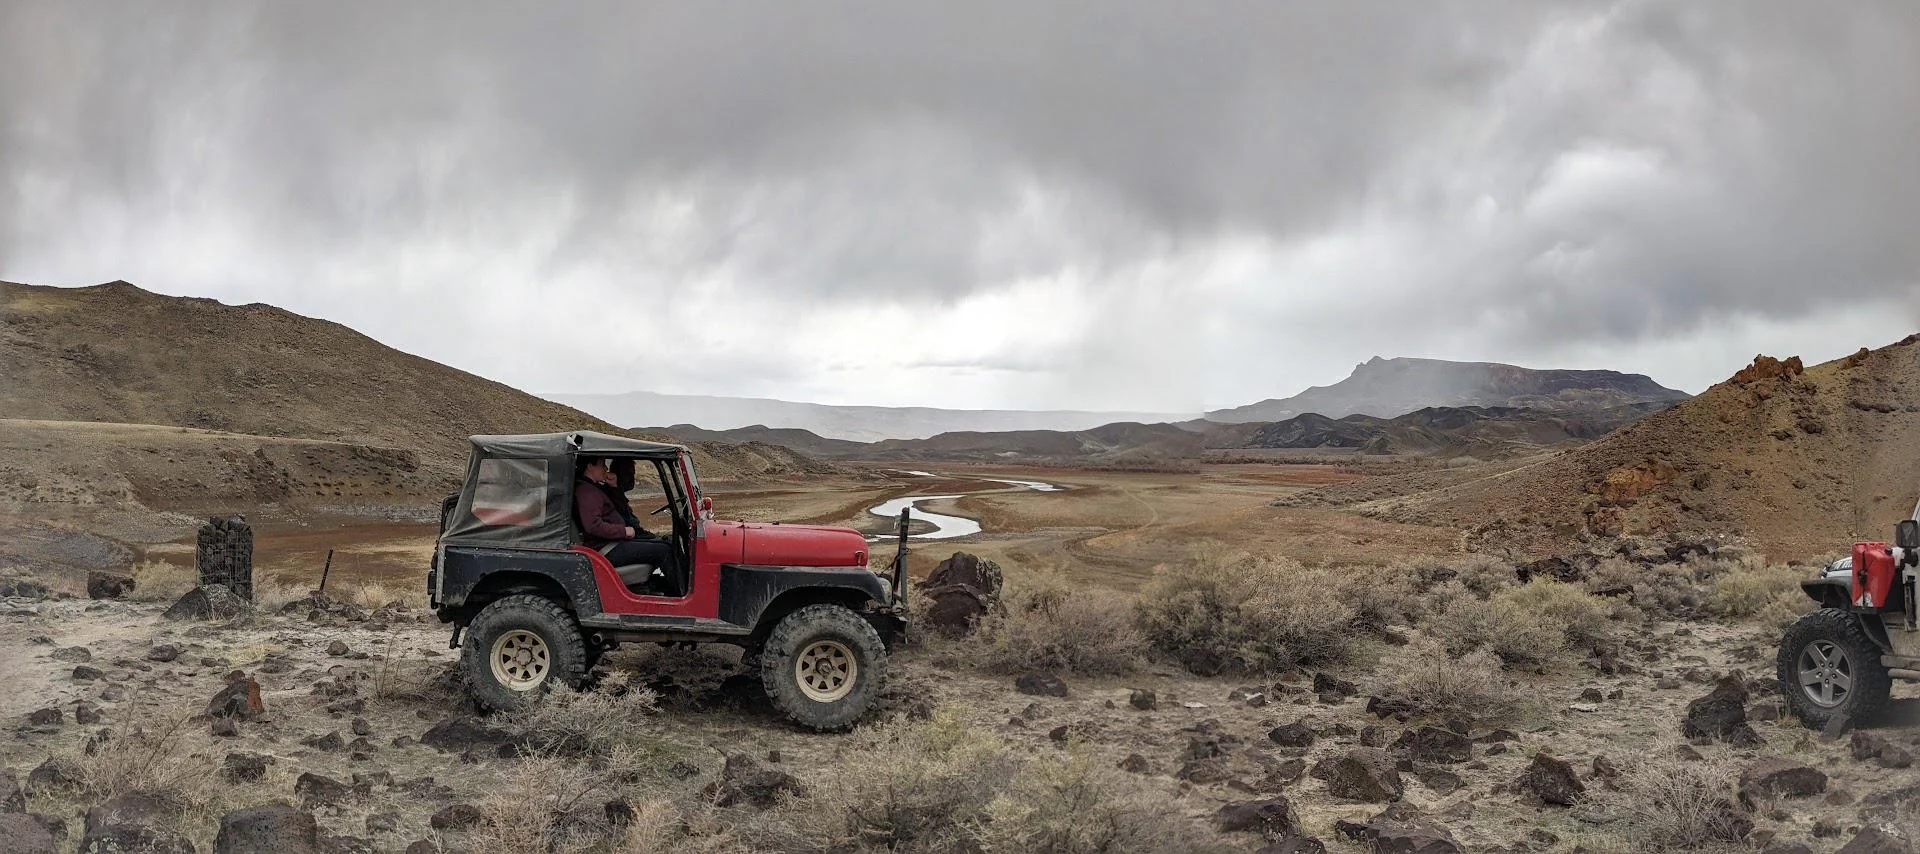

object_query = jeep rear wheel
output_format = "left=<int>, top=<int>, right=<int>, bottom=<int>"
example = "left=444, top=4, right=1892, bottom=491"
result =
left=1777, top=608, right=1891, bottom=728
left=761, top=604, right=886, bottom=730
left=463, top=594, right=589, bottom=712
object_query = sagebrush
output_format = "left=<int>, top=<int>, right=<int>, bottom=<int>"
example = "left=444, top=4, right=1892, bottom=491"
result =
left=1138, top=549, right=1358, bottom=675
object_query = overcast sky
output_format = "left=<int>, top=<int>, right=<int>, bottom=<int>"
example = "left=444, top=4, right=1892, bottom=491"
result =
left=3, top=1, right=1916, bottom=412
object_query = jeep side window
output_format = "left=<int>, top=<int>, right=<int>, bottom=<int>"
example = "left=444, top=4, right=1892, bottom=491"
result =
left=469, top=458, right=547, bottom=527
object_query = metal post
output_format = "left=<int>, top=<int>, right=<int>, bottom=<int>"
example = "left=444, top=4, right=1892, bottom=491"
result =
left=893, top=508, right=910, bottom=610
left=317, top=549, right=334, bottom=595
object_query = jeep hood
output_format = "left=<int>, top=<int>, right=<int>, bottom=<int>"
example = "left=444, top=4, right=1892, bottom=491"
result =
left=725, top=521, right=870, bottom=568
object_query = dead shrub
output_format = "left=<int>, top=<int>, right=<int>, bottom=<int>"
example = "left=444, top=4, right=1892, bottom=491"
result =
left=69, top=699, right=231, bottom=823
left=1403, top=554, right=1519, bottom=598
left=962, top=567, right=1146, bottom=675
left=473, top=752, right=658, bottom=854
left=982, top=749, right=1226, bottom=853
left=128, top=559, right=197, bottom=603
left=1585, top=558, right=1703, bottom=619
left=1424, top=579, right=1617, bottom=669
left=496, top=671, right=661, bottom=757
left=1138, top=549, right=1359, bottom=675
left=1372, top=640, right=1530, bottom=727
left=769, top=711, right=1017, bottom=853
left=1579, top=759, right=1751, bottom=851
left=1337, top=566, right=1423, bottom=631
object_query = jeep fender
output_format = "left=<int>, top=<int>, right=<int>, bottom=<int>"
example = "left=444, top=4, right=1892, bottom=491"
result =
left=719, top=565, right=889, bottom=634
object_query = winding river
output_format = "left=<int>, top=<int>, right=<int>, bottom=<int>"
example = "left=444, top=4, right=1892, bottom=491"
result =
left=867, top=472, right=1060, bottom=540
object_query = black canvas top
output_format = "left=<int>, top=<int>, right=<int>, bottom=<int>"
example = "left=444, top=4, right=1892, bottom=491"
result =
left=440, top=431, right=688, bottom=548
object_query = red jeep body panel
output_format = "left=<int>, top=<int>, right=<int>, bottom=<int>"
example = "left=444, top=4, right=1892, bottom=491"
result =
left=1851, top=541, right=1896, bottom=610
left=581, top=519, right=869, bottom=617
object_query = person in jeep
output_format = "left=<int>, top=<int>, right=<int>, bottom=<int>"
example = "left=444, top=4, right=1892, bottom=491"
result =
left=575, top=457, right=673, bottom=573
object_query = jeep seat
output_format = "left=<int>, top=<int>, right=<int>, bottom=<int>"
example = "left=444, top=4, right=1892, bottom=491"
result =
left=613, top=562, right=656, bottom=587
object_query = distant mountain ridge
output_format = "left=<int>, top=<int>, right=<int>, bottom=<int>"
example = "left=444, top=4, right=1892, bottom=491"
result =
left=548, top=389, right=1197, bottom=442
left=1205, top=356, right=1689, bottom=423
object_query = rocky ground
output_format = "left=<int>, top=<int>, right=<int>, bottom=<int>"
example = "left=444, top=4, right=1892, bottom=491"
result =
left=4, top=574, right=1918, bottom=853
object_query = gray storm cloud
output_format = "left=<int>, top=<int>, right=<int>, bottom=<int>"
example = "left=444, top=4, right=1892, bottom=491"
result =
left=1, top=0, right=1915, bottom=409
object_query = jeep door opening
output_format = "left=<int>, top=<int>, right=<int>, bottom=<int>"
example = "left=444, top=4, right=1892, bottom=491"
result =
left=429, top=431, right=909, bottom=729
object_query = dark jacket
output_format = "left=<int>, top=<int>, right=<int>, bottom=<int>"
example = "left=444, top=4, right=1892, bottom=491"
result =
left=575, top=479, right=631, bottom=548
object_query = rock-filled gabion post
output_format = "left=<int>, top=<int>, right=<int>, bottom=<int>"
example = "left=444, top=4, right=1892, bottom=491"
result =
left=196, top=515, right=254, bottom=602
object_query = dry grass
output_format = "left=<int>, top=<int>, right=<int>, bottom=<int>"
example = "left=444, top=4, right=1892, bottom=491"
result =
left=1138, top=548, right=1359, bottom=675
left=954, top=567, right=1147, bottom=676
left=1424, top=579, right=1618, bottom=669
left=1579, top=759, right=1751, bottom=852
left=1703, top=559, right=1813, bottom=627
left=1372, top=640, right=1531, bottom=727
left=982, top=749, right=1227, bottom=853
left=496, top=672, right=661, bottom=758
left=768, top=711, right=1018, bottom=853
left=50, top=698, right=238, bottom=834
left=472, top=751, right=655, bottom=854
left=127, top=558, right=198, bottom=603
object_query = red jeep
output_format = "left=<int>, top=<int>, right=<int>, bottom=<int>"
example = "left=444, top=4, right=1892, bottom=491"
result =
left=430, top=432, right=907, bottom=729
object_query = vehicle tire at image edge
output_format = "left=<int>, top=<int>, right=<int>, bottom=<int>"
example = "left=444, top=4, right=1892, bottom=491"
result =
left=760, top=603, right=887, bottom=730
left=1776, top=608, right=1892, bottom=728
left=461, top=593, right=591, bottom=712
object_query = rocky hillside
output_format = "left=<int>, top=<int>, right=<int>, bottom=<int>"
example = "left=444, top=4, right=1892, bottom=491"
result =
left=1215, top=403, right=1673, bottom=459
left=1304, top=339, right=1920, bottom=559
left=1206, top=356, right=1689, bottom=423
left=0, top=281, right=833, bottom=486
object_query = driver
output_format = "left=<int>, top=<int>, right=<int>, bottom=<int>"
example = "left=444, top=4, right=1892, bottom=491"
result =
left=576, top=457, right=674, bottom=581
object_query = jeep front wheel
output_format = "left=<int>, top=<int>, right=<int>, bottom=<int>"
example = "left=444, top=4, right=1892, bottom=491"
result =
left=1777, top=608, right=1892, bottom=728
left=462, top=594, right=589, bottom=712
left=760, top=604, right=886, bottom=730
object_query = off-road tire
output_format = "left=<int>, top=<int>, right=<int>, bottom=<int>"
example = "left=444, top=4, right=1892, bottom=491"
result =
left=760, top=604, right=887, bottom=730
left=462, top=594, right=590, bottom=712
left=1777, top=608, right=1892, bottom=728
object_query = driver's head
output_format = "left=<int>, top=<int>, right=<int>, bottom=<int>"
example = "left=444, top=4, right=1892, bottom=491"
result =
left=579, top=457, right=611, bottom=484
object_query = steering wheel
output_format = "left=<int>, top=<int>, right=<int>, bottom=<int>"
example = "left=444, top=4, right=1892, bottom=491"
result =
left=650, top=503, right=671, bottom=516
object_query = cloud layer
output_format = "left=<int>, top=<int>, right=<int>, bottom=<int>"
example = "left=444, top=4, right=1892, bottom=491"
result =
left=3, top=1, right=1915, bottom=410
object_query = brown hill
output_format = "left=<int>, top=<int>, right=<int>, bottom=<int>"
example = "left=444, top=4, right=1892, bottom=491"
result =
left=0, top=280, right=832, bottom=488
left=1215, top=403, right=1672, bottom=459
left=1306, top=339, right=1920, bottom=559
left=1206, top=356, right=1689, bottom=423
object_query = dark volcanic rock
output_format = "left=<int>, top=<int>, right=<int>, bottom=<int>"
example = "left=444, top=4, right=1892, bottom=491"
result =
left=915, top=552, right=1003, bottom=637
left=1268, top=722, right=1315, bottom=748
left=1311, top=748, right=1403, bottom=802
left=295, top=772, right=352, bottom=807
left=1128, top=689, right=1157, bottom=710
left=1214, top=797, right=1302, bottom=839
left=1334, top=803, right=1463, bottom=854
left=1834, top=827, right=1913, bottom=854
left=1014, top=673, right=1069, bottom=698
left=428, top=804, right=485, bottom=831
left=82, top=793, right=193, bottom=854
left=207, top=677, right=265, bottom=720
left=221, top=753, right=272, bottom=784
left=163, top=584, right=248, bottom=621
left=1737, top=757, right=1827, bottom=807
left=1513, top=754, right=1584, bottom=806
left=1391, top=725, right=1470, bottom=764
left=86, top=571, right=135, bottom=600
left=702, top=754, right=805, bottom=809
left=419, top=717, right=514, bottom=756
left=1681, top=675, right=1761, bottom=745
left=24, top=758, right=81, bottom=795
left=215, top=802, right=322, bottom=854
left=1851, top=732, right=1916, bottom=769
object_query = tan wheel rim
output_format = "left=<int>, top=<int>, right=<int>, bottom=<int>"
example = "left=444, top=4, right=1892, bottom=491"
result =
left=795, top=639, right=857, bottom=703
left=489, top=629, right=551, bottom=691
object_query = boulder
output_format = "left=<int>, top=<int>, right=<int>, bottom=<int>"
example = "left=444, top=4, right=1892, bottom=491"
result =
left=1333, top=804, right=1463, bottom=854
left=207, top=677, right=265, bottom=720
left=146, top=644, right=180, bottom=662
left=23, top=709, right=59, bottom=728
left=1681, top=675, right=1762, bottom=746
left=294, top=773, right=352, bottom=808
left=162, top=584, right=248, bottom=621
left=73, top=702, right=103, bottom=725
left=1214, top=797, right=1302, bottom=839
left=1014, top=673, right=1069, bottom=698
left=24, top=758, right=81, bottom=796
left=1268, top=722, right=1315, bottom=749
left=1851, top=732, right=1916, bottom=769
left=215, top=802, right=321, bottom=854
left=85, top=571, right=134, bottom=600
left=915, top=552, right=1003, bottom=637
left=81, top=793, right=193, bottom=854
left=1737, top=757, right=1827, bottom=807
left=221, top=753, right=272, bottom=784
left=1128, top=689, right=1157, bottom=710
left=1391, top=725, right=1470, bottom=764
left=1311, top=748, right=1403, bottom=802
left=419, top=717, right=516, bottom=757
left=50, top=647, right=91, bottom=664
left=1835, top=827, right=1914, bottom=854
left=1513, top=754, right=1584, bottom=806
left=0, top=813, right=55, bottom=854
left=702, top=754, right=805, bottom=809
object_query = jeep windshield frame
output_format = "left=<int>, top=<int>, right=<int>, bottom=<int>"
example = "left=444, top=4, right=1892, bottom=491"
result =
left=440, top=431, right=687, bottom=549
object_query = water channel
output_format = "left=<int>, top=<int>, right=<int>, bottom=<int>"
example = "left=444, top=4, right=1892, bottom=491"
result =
left=867, top=471, right=1061, bottom=540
